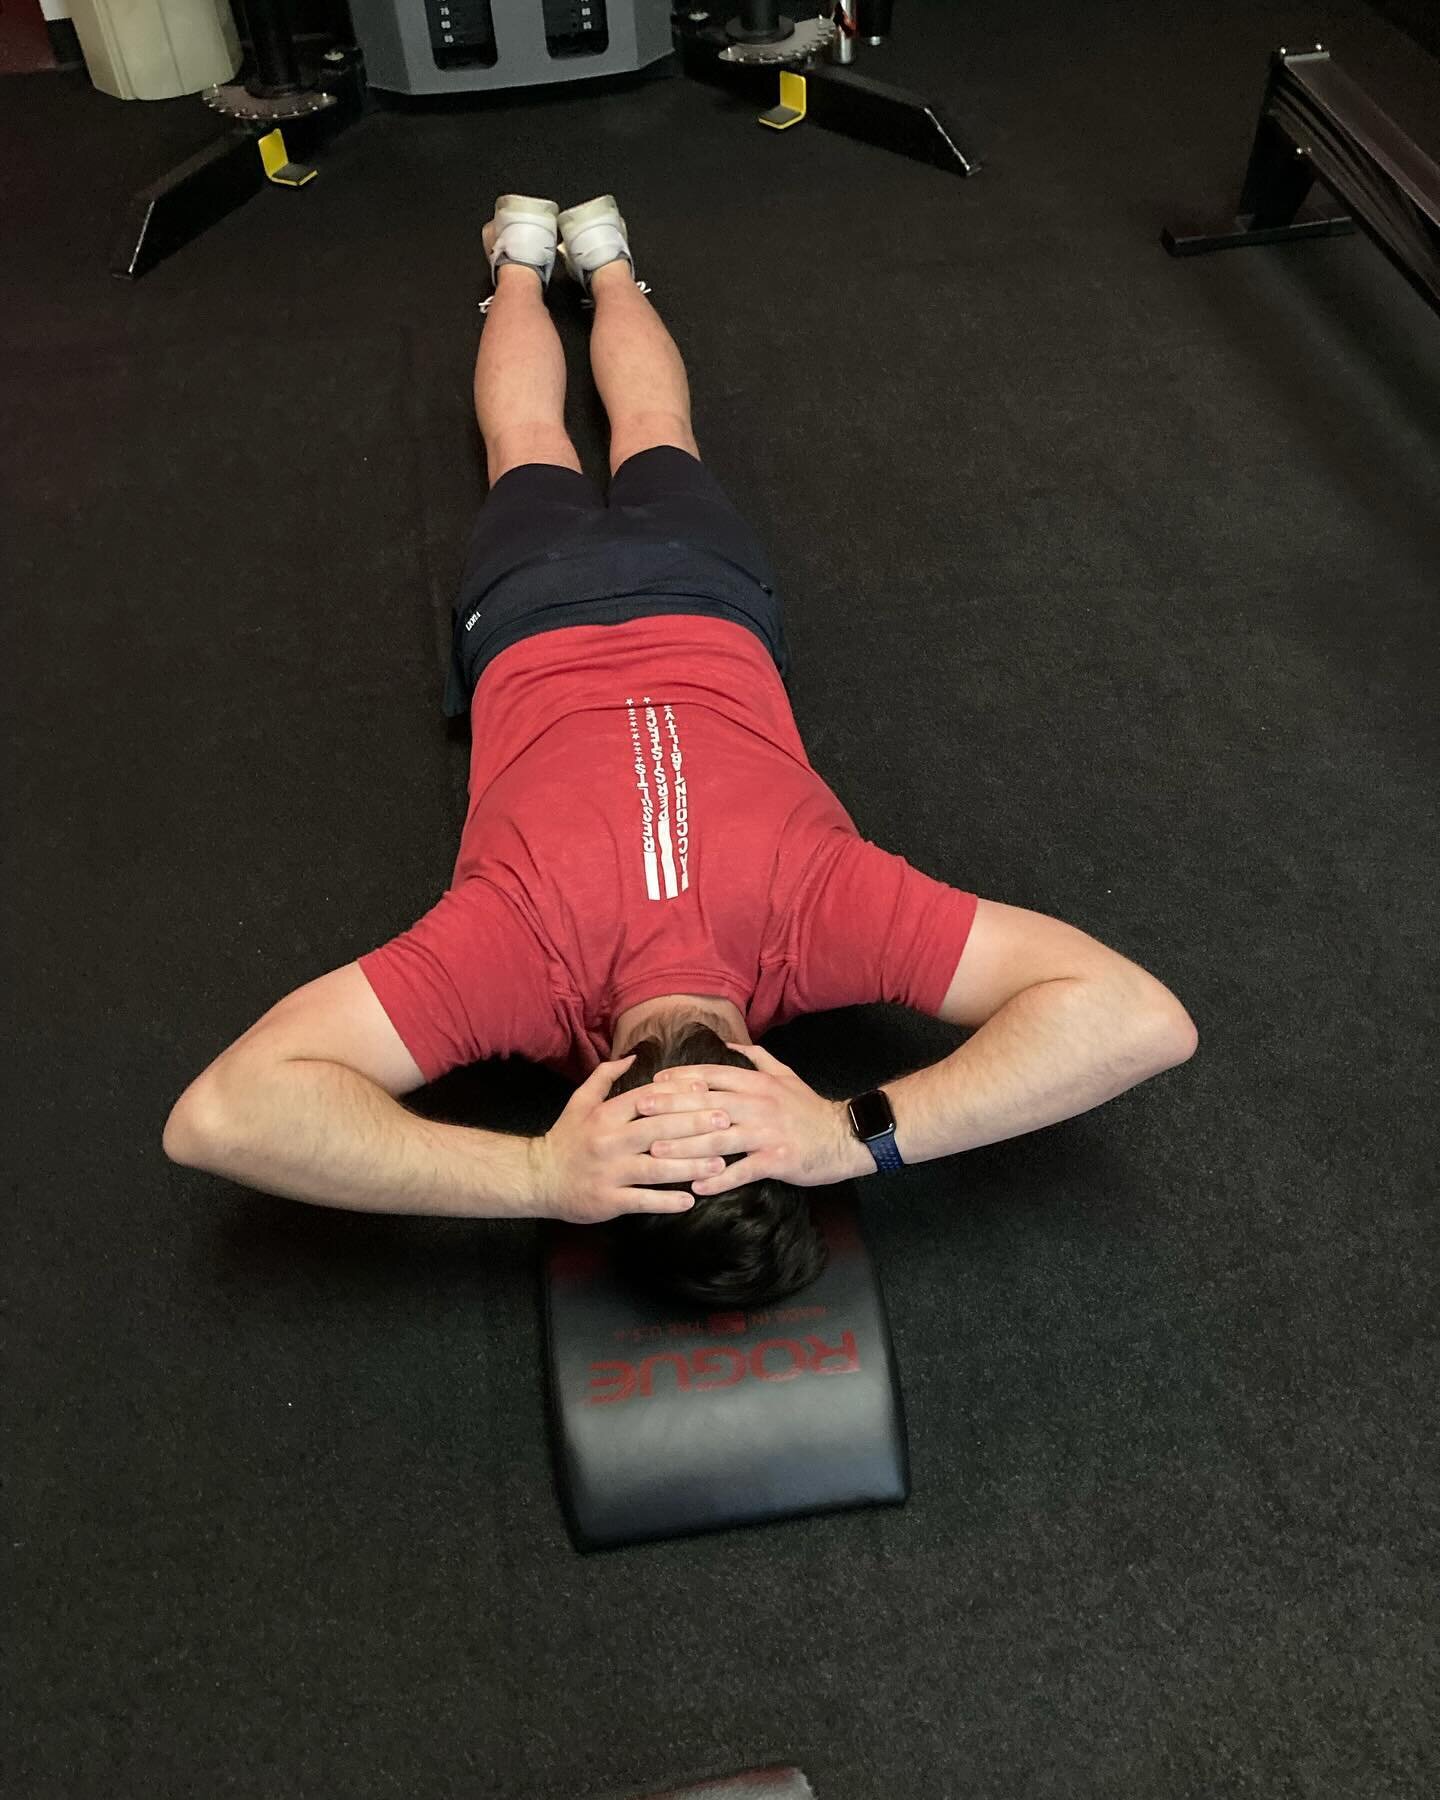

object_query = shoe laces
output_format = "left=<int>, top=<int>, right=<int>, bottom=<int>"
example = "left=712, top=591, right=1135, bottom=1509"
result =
left=479, top=279, right=652, bottom=314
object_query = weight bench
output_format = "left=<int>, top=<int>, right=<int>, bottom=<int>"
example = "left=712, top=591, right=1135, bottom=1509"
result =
left=1162, top=46, right=1440, bottom=321
left=543, top=1187, right=908, bottom=1552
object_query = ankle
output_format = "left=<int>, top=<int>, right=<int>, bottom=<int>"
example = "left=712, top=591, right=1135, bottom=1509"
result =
left=589, top=257, right=636, bottom=297
left=495, top=262, right=545, bottom=295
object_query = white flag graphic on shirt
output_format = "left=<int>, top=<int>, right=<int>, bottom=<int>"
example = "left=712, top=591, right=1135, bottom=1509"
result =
left=626, top=696, right=690, bottom=902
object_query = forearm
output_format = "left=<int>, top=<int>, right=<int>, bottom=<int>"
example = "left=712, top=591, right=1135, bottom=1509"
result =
left=856, top=976, right=1195, bottom=1172
left=165, top=1057, right=542, bottom=1219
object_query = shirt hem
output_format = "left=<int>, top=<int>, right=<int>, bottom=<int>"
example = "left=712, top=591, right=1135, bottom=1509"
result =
left=913, top=890, right=980, bottom=1013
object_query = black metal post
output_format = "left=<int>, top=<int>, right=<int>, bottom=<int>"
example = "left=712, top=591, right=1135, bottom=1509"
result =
left=239, top=0, right=303, bottom=97
left=729, top=1, right=790, bottom=46
left=1236, top=111, right=1315, bottom=231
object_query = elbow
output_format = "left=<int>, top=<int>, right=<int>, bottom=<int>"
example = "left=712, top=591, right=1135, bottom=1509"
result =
left=1143, top=990, right=1198, bottom=1073
left=162, top=1079, right=229, bottom=1171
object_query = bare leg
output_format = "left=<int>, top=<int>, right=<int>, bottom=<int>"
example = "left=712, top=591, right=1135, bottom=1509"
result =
left=472, top=260, right=581, bottom=485
left=588, top=261, right=701, bottom=477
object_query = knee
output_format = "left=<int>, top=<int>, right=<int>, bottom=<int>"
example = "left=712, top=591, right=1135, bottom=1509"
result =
left=486, top=425, right=582, bottom=484
left=608, top=416, right=700, bottom=472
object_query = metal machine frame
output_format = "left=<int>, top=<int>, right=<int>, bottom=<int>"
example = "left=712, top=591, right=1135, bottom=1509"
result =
left=113, top=0, right=982, bottom=280
left=676, top=3, right=979, bottom=178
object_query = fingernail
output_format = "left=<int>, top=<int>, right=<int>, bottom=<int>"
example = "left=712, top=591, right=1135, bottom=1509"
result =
left=711, top=1113, right=726, bottom=1128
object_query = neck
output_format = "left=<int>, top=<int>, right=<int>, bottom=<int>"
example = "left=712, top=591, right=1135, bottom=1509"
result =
left=610, top=993, right=750, bottom=1059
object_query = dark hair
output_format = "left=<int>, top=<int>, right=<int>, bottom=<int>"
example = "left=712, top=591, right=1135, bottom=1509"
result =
left=607, top=1016, right=829, bottom=1308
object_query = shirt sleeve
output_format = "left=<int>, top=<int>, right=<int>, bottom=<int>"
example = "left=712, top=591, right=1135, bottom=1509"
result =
left=786, top=833, right=979, bottom=1018
left=357, top=879, right=567, bottom=1085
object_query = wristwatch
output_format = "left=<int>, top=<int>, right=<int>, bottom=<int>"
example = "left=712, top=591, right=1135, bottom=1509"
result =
left=846, top=1088, right=904, bottom=1173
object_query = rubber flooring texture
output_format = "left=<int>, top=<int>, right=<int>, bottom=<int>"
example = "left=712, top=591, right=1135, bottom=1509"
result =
left=4, top=4, right=1438, bottom=1796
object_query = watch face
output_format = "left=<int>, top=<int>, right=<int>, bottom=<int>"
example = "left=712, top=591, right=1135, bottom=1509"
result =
left=849, top=1089, right=896, bottom=1141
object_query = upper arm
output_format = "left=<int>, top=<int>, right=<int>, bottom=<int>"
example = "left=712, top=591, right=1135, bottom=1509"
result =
left=789, top=836, right=1187, bottom=1043
left=934, top=897, right=1184, bottom=1032
left=191, top=961, right=428, bottom=1100
left=172, top=879, right=567, bottom=1139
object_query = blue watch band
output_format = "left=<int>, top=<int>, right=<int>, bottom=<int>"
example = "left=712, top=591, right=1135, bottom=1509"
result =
left=865, top=1127, right=905, bottom=1174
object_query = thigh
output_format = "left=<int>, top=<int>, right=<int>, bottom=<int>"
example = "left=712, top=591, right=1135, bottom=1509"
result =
left=608, top=446, right=779, bottom=591
left=459, top=461, right=606, bottom=597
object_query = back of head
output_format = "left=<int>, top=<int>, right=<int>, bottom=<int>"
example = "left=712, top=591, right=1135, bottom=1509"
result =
left=608, top=1017, right=829, bottom=1308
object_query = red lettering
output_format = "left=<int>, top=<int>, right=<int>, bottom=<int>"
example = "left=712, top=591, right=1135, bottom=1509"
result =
left=638, top=1352, right=693, bottom=1397
left=805, top=1330, right=860, bottom=1375
left=587, top=1361, right=636, bottom=1405
left=750, top=1338, right=808, bottom=1382
left=692, top=1348, right=745, bottom=1390
left=584, top=1331, right=863, bottom=1405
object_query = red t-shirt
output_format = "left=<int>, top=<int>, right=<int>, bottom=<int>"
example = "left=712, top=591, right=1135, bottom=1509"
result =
left=359, top=616, right=977, bottom=1084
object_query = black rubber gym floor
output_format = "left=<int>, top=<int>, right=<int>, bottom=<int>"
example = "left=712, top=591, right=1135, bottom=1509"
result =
left=5, top=3, right=1437, bottom=1795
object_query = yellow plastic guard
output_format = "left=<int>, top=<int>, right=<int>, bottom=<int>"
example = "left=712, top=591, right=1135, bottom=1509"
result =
left=258, top=129, right=318, bottom=188
left=759, top=71, right=808, bottom=131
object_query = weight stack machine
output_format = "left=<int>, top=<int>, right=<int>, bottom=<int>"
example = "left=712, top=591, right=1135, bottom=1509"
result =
left=346, top=0, right=675, bottom=95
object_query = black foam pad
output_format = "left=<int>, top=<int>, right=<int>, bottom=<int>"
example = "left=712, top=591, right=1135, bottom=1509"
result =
left=630, top=1768, right=816, bottom=1800
left=543, top=1188, right=908, bottom=1551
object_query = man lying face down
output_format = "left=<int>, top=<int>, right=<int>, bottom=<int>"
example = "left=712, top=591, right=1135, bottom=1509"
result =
left=163, top=195, right=1197, bottom=1302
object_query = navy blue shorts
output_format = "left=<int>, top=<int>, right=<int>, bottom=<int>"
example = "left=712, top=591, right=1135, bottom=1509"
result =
left=443, top=446, right=790, bottom=716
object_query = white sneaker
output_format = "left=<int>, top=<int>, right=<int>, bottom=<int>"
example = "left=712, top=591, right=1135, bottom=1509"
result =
left=558, top=195, right=637, bottom=292
left=485, top=194, right=561, bottom=290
